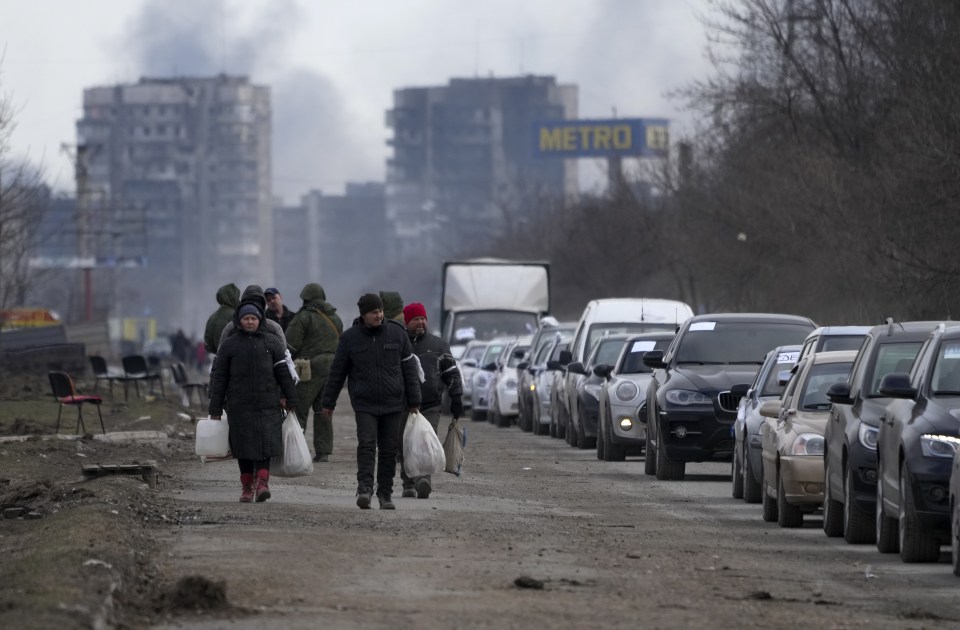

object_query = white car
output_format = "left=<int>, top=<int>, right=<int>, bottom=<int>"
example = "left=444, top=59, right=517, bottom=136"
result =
left=470, top=339, right=510, bottom=422
left=488, top=337, right=532, bottom=427
left=458, top=340, right=489, bottom=410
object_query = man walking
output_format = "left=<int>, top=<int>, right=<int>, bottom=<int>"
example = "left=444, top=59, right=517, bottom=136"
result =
left=399, top=302, right=463, bottom=499
left=203, top=283, right=240, bottom=354
left=321, top=293, right=421, bottom=510
left=286, top=283, right=343, bottom=462
left=264, top=287, right=296, bottom=332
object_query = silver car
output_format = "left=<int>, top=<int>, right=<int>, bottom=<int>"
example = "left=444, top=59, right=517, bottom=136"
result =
left=595, top=332, right=675, bottom=461
left=470, top=338, right=510, bottom=422
left=458, top=340, right=489, bottom=410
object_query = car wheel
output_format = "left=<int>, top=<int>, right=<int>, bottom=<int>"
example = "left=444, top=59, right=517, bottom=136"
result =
left=596, top=416, right=606, bottom=460
left=843, top=465, right=875, bottom=544
left=566, top=416, right=577, bottom=446
left=602, top=415, right=626, bottom=462
left=557, top=410, right=567, bottom=440
left=655, top=426, right=685, bottom=481
left=576, top=405, right=596, bottom=450
left=644, top=422, right=657, bottom=476
left=777, top=469, right=803, bottom=528
left=761, top=465, right=778, bottom=523
left=743, top=449, right=762, bottom=504
left=470, top=408, right=486, bottom=422
left=875, top=465, right=899, bottom=554
left=953, top=495, right=960, bottom=577
left=532, top=404, right=544, bottom=436
left=731, top=445, right=744, bottom=500
left=898, top=461, right=940, bottom=562
left=822, top=457, right=843, bottom=537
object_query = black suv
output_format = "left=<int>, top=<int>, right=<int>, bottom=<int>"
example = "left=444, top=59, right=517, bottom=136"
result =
left=823, top=320, right=941, bottom=544
left=875, top=323, right=960, bottom=562
left=642, top=313, right=816, bottom=480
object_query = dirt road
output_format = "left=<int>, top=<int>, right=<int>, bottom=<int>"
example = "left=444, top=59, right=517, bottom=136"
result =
left=145, top=407, right=960, bottom=629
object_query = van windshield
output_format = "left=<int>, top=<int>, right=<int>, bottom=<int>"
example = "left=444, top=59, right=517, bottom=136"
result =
left=451, top=311, right=539, bottom=344
left=586, top=323, right=675, bottom=359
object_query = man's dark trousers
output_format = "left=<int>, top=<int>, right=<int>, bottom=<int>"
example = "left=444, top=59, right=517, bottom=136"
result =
left=355, top=411, right=402, bottom=497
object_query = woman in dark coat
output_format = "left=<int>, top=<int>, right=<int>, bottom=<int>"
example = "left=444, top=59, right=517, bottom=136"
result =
left=208, top=302, right=298, bottom=502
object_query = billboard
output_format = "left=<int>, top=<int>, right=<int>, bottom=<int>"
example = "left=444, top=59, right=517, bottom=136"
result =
left=533, top=118, right=669, bottom=158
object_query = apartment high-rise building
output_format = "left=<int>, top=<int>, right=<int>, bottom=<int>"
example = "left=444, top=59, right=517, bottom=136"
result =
left=385, top=75, right=578, bottom=262
left=75, top=75, right=271, bottom=336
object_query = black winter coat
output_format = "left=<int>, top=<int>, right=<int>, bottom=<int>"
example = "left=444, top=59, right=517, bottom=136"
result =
left=208, top=325, right=299, bottom=460
left=409, top=331, right=463, bottom=408
left=320, top=318, right=422, bottom=415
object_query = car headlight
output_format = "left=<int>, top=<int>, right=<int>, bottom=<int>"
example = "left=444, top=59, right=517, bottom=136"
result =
left=584, top=384, right=602, bottom=400
left=791, top=433, right=824, bottom=456
left=665, top=389, right=712, bottom=406
left=858, top=424, right=878, bottom=451
left=529, top=383, right=536, bottom=392
left=615, top=382, right=639, bottom=402
left=919, top=434, right=960, bottom=458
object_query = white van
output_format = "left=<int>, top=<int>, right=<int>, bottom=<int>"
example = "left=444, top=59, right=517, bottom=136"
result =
left=559, top=298, right=695, bottom=447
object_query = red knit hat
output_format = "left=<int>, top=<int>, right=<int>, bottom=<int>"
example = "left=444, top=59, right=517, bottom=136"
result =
left=403, top=302, right=428, bottom=325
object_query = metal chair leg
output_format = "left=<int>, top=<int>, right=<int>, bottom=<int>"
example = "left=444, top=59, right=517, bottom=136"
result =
left=56, top=405, right=63, bottom=434
left=96, top=405, right=106, bottom=434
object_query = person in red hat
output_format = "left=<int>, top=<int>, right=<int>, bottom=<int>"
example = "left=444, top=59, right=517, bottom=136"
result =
left=398, top=301, right=463, bottom=499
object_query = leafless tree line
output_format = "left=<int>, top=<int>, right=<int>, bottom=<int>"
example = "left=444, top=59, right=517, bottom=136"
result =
left=489, top=0, right=960, bottom=325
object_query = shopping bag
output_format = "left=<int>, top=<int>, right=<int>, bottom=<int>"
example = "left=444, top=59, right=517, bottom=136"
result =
left=403, top=411, right=446, bottom=477
left=271, top=411, right=313, bottom=477
left=195, top=415, right=230, bottom=458
left=442, top=419, right=466, bottom=477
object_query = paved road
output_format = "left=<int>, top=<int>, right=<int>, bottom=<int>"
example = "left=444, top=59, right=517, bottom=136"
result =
left=151, top=407, right=960, bottom=629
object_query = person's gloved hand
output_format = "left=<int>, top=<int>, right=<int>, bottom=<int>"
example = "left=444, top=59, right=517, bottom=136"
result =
left=450, top=397, right=463, bottom=418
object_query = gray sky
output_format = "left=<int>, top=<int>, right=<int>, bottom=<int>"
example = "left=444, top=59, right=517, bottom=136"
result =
left=1, top=0, right=713, bottom=202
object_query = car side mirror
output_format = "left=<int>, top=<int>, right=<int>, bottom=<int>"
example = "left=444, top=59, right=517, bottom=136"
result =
left=558, top=350, right=573, bottom=365
left=462, top=359, right=478, bottom=368
left=826, top=382, right=853, bottom=405
left=777, top=370, right=792, bottom=386
left=482, top=362, right=497, bottom=371
left=642, top=350, right=666, bottom=369
left=546, top=360, right=560, bottom=371
left=593, top=364, right=613, bottom=379
left=517, top=361, right=529, bottom=371
left=878, top=373, right=916, bottom=399
left=566, top=362, right=586, bottom=375
left=759, top=400, right=781, bottom=419
left=729, top=383, right=750, bottom=398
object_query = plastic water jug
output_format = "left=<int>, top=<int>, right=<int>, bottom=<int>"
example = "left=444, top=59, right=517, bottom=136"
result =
left=195, top=416, right=230, bottom=457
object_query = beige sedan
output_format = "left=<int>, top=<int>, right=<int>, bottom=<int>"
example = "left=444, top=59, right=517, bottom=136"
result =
left=759, top=350, right=857, bottom=528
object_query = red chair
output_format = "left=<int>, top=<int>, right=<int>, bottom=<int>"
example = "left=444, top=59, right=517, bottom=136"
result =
left=49, top=371, right=106, bottom=435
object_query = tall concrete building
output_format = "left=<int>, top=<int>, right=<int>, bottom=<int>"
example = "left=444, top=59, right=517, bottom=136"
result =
left=273, top=183, right=388, bottom=313
left=385, top=75, right=578, bottom=262
left=75, top=75, right=271, bottom=337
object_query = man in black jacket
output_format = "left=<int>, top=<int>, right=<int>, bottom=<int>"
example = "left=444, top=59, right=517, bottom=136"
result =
left=264, top=287, right=296, bottom=332
left=320, top=293, right=421, bottom=510
left=399, top=302, right=463, bottom=499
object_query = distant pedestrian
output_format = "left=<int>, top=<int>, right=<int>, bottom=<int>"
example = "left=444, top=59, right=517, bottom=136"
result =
left=208, top=302, right=298, bottom=503
left=264, top=287, right=296, bottom=332
left=320, top=293, right=421, bottom=510
left=399, top=302, right=463, bottom=499
left=203, top=283, right=240, bottom=355
left=194, top=341, right=207, bottom=371
left=380, top=291, right=405, bottom=324
left=285, top=283, right=343, bottom=462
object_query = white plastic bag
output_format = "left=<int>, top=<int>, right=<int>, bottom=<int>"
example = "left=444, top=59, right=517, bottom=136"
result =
left=271, top=411, right=313, bottom=477
left=195, top=416, right=230, bottom=458
left=403, top=411, right=446, bottom=477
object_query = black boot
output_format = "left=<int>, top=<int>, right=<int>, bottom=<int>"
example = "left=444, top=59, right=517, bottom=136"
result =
left=377, top=494, right=395, bottom=510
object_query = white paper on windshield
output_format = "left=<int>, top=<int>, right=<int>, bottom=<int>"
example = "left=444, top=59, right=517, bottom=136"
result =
left=777, top=351, right=799, bottom=364
left=454, top=327, right=476, bottom=341
left=944, top=344, right=960, bottom=359
left=630, top=341, right=657, bottom=353
left=689, top=322, right=716, bottom=331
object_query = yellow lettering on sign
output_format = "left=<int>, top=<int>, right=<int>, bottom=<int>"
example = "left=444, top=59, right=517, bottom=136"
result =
left=539, top=128, right=564, bottom=151
left=577, top=126, right=592, bottom=148
left=646, top=125, right=669, bottom=151
left=594, top=126, right=611, bottom=149
left=613, top=125, right=632, bottom=149
left=562, top=127, right=576, bottom=151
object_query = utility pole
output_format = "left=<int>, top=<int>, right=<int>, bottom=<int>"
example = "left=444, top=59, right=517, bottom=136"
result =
left=61, top=142, right=100, bottom=322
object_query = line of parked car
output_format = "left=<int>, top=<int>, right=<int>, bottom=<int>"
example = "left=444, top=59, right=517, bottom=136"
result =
left=456, top=301, right=960, bottom=575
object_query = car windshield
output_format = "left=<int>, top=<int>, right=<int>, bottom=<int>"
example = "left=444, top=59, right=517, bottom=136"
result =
left=620, top=338, right=673, bottom=374
left=534, top=340, right=555, bottom=364
left=480, top=343, right=506, bottom=367
left=675, top=322, right=813, bottom=365
left=550, top=342, right=569, bottom=362
left=587, top=323, right=676, bottom=360
left=799, top=362, right=854, bottom=410
left=760, top=350, right=799, bottom=397
left=820, top=335, right=866, bottom=352
left=464, top=344, right=487, bottom=363
left=452, top=311, right=539, bottom=344
left=588, top=338, right=628, bottom=368
left=866, top=342, right=923, bottom=396
left=931, top=341, right=960, bottom=395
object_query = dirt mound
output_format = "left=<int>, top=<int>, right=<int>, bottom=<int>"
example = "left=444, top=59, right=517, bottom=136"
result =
left=161, top=575, right=230, bottom=611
